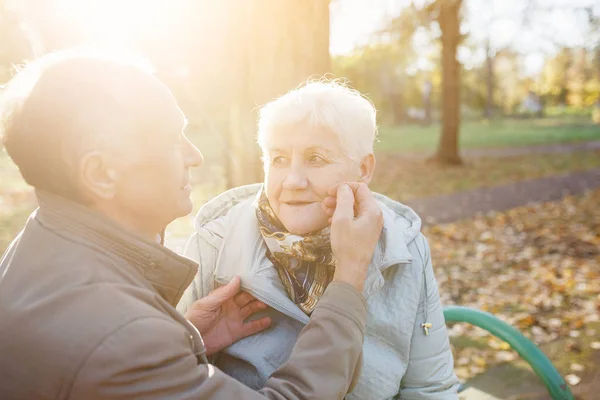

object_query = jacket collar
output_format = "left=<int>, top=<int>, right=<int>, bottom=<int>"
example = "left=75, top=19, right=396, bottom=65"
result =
left=34, top=190, right=198, bottom=306
left=201, top=184, right=414, bottom=300
left=361, top=204, right=413, bottom=297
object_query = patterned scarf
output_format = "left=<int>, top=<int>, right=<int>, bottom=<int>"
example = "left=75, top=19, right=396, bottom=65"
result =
left=255, top=189, right=336, bottom=314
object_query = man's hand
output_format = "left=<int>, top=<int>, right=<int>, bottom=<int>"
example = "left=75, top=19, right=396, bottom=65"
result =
left=184, top=276, right=272, bottom=356
left=322, top=183, right=383, bottom=292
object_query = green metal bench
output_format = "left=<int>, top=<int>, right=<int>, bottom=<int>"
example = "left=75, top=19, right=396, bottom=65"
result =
left=443, top=306, right=574, bottom=400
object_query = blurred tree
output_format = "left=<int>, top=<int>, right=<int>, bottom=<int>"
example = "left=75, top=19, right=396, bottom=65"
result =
left=141, top=0, right=332, bottom=187
left=539, top=48, right=600, bottom=109
left=566, top=48, right=587, bottom=108
left=377, top=8, right=420, bottom=124
left=366, top=0, right=464, bottom=164
left=496, top=49, right=527, bottom=114
left=468, top=0, right=540, bottom=119
left=0, top=0, right=33, bottom=83
left=413, top=0, right=464, bottom=165
left=332, top=8, right=429, bottom=126
left=483, top=37, right=494, bottom=119
left=585, top=6, right=600, bottom=120
left=539, top=49, right=571, bottom=106
left=332, top=40, right=437, bottom=125
left=334, top=8, right=408, bottom=122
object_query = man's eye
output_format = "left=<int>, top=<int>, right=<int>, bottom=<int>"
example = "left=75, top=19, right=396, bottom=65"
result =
left=272, top=156, right=286, bottom=166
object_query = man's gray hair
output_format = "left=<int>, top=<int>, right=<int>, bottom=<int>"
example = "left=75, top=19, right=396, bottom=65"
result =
left=0, top=49, right=154, bottom=201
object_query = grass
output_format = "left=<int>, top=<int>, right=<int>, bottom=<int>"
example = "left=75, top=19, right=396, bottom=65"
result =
left=376, top=116, right=600, bottom=154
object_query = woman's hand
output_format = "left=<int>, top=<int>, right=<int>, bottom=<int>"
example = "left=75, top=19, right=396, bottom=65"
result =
left=323, top=183, right=383, bottom=292
left=184, top=276, right=272, bottom=356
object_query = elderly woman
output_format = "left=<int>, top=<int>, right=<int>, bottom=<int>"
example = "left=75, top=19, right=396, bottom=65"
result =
left=177, top=81, right=459, bottom=399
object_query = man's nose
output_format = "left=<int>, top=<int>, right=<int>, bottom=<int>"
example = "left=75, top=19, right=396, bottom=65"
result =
left=185, top=138, right=203, bottom=167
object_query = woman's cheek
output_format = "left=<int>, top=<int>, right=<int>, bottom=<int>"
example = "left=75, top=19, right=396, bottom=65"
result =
left=264, top=168, right=281, bottom=196
left=308, top=165, right=352, bottom=197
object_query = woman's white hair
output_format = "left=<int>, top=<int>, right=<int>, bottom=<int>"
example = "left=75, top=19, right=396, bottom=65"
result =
left=257, top=79, right=378, bottom=161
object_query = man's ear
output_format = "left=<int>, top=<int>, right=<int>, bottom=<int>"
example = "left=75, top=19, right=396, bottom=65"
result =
left=358, top=154, right=375, bottom=185
left=79, top=151, right=119, bottom=201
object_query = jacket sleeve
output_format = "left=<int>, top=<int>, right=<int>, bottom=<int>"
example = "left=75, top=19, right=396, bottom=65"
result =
left=398, top=235, right=460, bottom=399
left=69, top=282, right=367, bottom=400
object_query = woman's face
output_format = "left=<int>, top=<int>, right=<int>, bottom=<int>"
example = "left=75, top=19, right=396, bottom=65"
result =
left=264, top=125, right=374, bottom=235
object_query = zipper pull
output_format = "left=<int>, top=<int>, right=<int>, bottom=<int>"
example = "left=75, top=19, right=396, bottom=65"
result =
left=421, top=322, right=432, bottom=336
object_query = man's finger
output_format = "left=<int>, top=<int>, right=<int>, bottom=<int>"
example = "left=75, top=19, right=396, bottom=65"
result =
left=233, top=291, right=256, bottom=308
left=331, top=184, right=355, bottom=221
left=196, top=276, right=241, bottom=309
left=352, top=183, right=377, bottom=216
left=240, top=300, right=268, bottom=320
left=241, top=317, right=272, bottom=338
left=328, top=182, right=370, bottom=197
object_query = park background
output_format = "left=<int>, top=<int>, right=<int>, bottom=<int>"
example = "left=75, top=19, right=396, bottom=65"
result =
left=1, top=1, right=599, bottom=398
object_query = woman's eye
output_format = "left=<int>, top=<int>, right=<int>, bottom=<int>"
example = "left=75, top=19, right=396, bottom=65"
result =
left=308, top=155, right=326, bottom=164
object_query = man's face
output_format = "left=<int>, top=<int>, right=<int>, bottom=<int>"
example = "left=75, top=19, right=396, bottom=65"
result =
left=98, top=79, right=203, bottom=235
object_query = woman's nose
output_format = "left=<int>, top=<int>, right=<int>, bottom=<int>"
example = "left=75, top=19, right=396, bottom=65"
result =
left=282, top=166, right=308, bottom=190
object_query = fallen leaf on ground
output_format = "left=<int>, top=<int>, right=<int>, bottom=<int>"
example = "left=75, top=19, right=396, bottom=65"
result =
left=570, top=363, right=585, bottom=372
left=425, top=189, right=600, bottom=382
left=565, top=374, right=581, bottom=386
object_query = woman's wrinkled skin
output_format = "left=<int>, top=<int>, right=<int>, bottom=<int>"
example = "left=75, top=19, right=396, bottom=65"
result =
left=263, top=124, right=375, bottom=235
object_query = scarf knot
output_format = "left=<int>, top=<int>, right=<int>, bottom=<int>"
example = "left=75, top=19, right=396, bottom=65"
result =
left=255, top=189, right=336, bottom=314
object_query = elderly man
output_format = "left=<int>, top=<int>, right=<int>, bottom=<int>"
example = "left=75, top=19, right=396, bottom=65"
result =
left=0, top=51, right=384, bottom=399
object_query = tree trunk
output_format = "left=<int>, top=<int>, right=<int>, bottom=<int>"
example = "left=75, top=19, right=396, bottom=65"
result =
left=566, top=48, right=586, bottom=108
left=433, top=0, right=463, bottom=165
left=594, top=48, right=600, bottom=124
left=423, top=80, right=432, bottom=125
